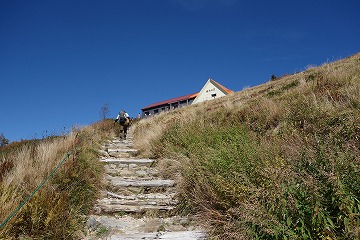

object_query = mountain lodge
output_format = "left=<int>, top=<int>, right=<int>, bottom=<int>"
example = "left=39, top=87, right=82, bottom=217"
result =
left=141, top=79, right=233, bottom=117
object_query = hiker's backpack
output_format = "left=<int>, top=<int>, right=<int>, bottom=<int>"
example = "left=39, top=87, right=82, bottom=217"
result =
left=119, top=111, right=127, bottom=125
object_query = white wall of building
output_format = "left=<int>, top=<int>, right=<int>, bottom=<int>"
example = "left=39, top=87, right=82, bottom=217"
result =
left=192, top=79, right=227, bottom=104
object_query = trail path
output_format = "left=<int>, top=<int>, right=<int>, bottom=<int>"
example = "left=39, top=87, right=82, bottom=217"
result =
left=82, top=133, right=206, bottom=240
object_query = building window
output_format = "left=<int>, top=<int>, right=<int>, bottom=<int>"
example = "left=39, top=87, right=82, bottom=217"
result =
left=154, top=109, right=159, bottom=114
left=211, top=93, right=217, bottom=98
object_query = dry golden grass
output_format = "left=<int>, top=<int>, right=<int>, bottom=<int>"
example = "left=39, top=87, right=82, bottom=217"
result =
left=132, top=52, right=360, bottom=239
left=0, top=133, right=77, bottom=225
left=0, top=119, right=115, bottom=239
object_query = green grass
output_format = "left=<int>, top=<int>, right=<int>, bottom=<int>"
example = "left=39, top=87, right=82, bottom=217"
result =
left=133, top=52, right=360, bottom=239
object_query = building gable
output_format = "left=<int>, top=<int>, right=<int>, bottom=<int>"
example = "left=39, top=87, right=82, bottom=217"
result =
left=192, top=78, right=233, bottom=104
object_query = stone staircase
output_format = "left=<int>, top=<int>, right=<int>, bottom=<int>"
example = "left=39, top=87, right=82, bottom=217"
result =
left=83, top=135, right=206, bottom=240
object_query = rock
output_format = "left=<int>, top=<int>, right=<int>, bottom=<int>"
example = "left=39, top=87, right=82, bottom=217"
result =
left=86, top=217, right=100, bottom=230
left=135, top=170, right=148, bottom=176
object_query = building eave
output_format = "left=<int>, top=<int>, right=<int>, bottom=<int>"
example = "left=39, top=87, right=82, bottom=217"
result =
left=141, top=92, right=198, bottom=111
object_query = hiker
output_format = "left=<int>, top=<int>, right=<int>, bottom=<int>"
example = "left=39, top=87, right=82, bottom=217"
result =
left=114, top=110, right=130, bottom=140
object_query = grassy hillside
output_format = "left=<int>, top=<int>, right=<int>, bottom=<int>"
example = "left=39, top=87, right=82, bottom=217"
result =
left=133, top=53, right=360, bottom=239
left=0, top=120, right=115, bottom=239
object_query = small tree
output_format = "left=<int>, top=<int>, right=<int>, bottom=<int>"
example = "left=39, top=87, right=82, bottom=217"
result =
left=100, top=103, right=110, bottom=120
left=0, top=133, right=9, bottom=147
left=271, top=74, right=277, bottom=81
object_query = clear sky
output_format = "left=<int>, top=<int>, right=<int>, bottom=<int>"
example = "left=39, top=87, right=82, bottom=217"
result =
left=1, top=0, right=359, bottom=142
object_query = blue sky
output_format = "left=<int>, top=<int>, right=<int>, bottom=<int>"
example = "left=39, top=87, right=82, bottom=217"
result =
left=1, top=0, right=359, bottom=142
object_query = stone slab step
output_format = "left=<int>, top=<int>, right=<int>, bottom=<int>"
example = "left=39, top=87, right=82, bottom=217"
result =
left=97, top=198, right=177, bottom=208
left=107, top=230, right=207, bottom=240
left=107, top=148, right=138, bottom=153
left=87, top=215, right=152, bottom=233
left=103, top=142, right=133, bottom=148
left=104, top=145, right=133, bottom=150
left=87, top=215, right=204, bottom=236
left=111, top=139, right=133, bottom=143
left=96, top=203, right=175, bottom=213
left=104, top=167, right=156, bottom=177
left=101, top=158, right=154, bottom=165
left=106, top=191, right=177, bottom=200
left=106, top=176, right=175, bottom=187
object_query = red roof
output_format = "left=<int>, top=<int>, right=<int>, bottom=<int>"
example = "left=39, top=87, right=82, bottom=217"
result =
left=141, top=92, right=198, bottom=110
left=210, top=79, right=234, bottom=94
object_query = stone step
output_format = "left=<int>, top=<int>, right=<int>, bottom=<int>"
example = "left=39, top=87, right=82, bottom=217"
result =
left=101, top=158, right=154, bottom=165
left=105, top=145, right=134, bottom=151
left=106, top=176, right=175, bottom=188
left=107, top=151, right=137, bottom=158
left=86, top=215, right=205, bottom=238
left=107, top=148, right=138, bottom=153
left=97, top=196, right=178, bottom=208
left=111, top=138, right=133, bottom=143
left=103, top=143, right=133, bottom=149
left=105, top=163, right=153, bottom=170
left=106, top=140, right=133, bottom=145
left=96, top=203, right=176, bottom=213
left=98, top=191, right=178, bottom=206
left=108, top=141, right=133, bottom=145
left=107, top=230, right=207, bottom=240
left=104, top=166, right=157, bottom=177
left=105, top=191, right=177, bottom=201
left=105, top=186, right=178, bottom=198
